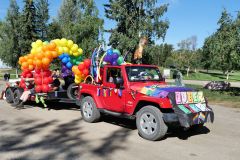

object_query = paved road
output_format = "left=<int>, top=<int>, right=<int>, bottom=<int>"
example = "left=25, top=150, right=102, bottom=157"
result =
left=0, top=101, right=240, bottom=160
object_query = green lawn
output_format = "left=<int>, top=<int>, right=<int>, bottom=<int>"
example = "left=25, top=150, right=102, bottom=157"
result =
left=185, top=84, right=240, bottom=108
left=183, top=70, right=240, bottom=82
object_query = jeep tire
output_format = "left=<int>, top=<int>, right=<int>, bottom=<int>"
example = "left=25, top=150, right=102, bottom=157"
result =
left=136, top=105, right=168, bottom=141
left=80, top=96, right=100, bottom=123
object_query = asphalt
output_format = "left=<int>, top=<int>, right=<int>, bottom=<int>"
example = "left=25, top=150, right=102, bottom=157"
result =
left=0, top=100, right=240, bottom=160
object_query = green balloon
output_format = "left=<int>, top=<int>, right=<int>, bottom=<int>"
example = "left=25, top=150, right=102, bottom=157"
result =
left=113, top=49, right=121, bottom=55
left=72, top=59, right=77, bottom=64
left=76, top=61, right=81, bottom=65
left=117, top=56, right=124, bottom=65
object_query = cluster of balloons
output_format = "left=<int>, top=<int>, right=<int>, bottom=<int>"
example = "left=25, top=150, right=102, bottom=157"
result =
left=18, top=38, right=87, bottom=92
left=103, top=49, right=124, bottom=65
left=72, top=59, right=91, bottom=84
left=34, top=68, right=53, bottom=93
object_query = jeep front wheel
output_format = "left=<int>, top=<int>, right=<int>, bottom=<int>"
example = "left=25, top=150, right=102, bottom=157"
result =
left=136, top=106, right=168, bottom=141
left=80, top=96, right=100, bottom=123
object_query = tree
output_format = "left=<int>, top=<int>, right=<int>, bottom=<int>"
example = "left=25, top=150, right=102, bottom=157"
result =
left=104, top=0, right=169, bottom=63
left=19, top=0, right=38, bottom=55
left=0, top=0, right=21, bottom=72
left=47, top=20, right=63, bottom=40
left=35, top=0, right=49, bottom=40
left=58, top=0, right=104, bottom=57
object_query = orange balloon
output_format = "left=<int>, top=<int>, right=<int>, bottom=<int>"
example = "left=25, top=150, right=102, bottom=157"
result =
left=42, top=45, right=48, bottom=52
left=36, top=52, right=44, bottom=59
left=72, top=66, right=78, bottom=73
left=27, top=59, right=33, bottom=65
left=48, top=42, right=56, bottom=50
left=21, top=66, right=25, bottom=70
left=42, top=57, right=50, bottom=66
left=44, top=51, right=53, bottom=59
left=22, top=62, right=28, bottom=68
left=29, top=64, right=34, bottom=71
left=36, top=59, right=42, bottom=68
left=28, top=54, right=34, bottom=59
left=51, top=51, right=58, bottom=58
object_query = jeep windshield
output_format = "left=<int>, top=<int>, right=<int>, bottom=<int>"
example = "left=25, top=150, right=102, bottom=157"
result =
left=125, top=66, right=163, bottom=82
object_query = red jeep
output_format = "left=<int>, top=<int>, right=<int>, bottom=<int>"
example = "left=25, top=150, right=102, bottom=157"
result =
left=77, top=64, right=214, bottom=141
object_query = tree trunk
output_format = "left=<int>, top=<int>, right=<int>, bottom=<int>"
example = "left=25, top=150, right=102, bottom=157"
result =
left=187, top=67, right=190, bottom=77
left=15, top=68, right=18, bottom=78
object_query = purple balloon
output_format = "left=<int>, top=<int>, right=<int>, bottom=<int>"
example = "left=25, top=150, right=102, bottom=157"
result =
left=112, top=61, right=118, bottom=65
left=112, top=53, right=119, bottom=60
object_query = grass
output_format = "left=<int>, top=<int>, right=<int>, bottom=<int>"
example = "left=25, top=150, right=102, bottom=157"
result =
left=185, top=84, right=240, bottom=108
left=183, top=70, right=240, bottom=82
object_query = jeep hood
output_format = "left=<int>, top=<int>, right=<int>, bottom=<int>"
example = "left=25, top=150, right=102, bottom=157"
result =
left=130, top=83, right=194, bottom=98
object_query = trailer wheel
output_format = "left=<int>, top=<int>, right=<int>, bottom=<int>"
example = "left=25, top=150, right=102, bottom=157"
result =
left=12, top=88, right=24, bottom=106
left=67, top=83, right=78, bottom=100
left=5, top=87, right=14, bottom=103
left=136, top=106, right=168, bottom=141
left=80, top=96, right=100, bottom=123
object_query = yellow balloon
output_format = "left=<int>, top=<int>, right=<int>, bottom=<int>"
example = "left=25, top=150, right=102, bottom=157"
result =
left=58, top=47, right=64, bottom=55
left=78, top=48, right=83, bottom=55
left=63, top=47, right=69, bottom=53
left=36, top=40, right=43, bottom=46
left=73, top=52, right=79, bottom=57
left=67, top=40, right=74, bottom=48
left=31, top=42, right=36, bottom=48
left=36, top=47, right=42, bottom=53
left=71, top=44, right=78, bottom=52
left=60, top=38, right=67, bottom=46
left=31, top=48, right=37, bottom=54
left=74, top=78, right=80, bottom=84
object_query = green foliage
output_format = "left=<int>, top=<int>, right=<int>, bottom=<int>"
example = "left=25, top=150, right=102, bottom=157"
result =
left=19, top=0, right=38, bottom=55
left=202, top=9, right=240, bottom=74
left=35, top=0, right=49, bottom=40
left=104, top=0, right=169, bottom=63
left=58, top=0, right=104, bottom=58
left=0, top=0, right=21, bottom=68
left=47, top=20, right=63, bottom=40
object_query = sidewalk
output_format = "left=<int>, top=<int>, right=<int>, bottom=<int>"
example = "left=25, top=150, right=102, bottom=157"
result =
left=166, top=79, right=240, bottom=88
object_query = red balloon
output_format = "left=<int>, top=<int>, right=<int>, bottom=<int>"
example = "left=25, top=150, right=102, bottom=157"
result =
left=21, top=72, right=27, bottom=78
left=35, top=68, right=41, bottom=74
left=43, top=77, right=50, bottom=84
left=35, top=85, right=42, bottom=93
left=84, top=59, right=91, bottom=68
left=34, top=73, right=41, bottom=78
left=83, top=69, right=89, bottom=76
left=78, top=63, right=85, bottom=71
left=26, top=73, right=33, bottom=78
left=35, top=77, right=42, bottom=85
left=41, top=70, right=51, bottom=77
left=20, top=82, right=26, bottom=89
left=42, top=84, right=50, bottom=93
left=48, top=77, right=53, bottom=83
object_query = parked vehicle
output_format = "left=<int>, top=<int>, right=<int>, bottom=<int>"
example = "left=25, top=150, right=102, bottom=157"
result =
left=77, top=64, right=214, bottom=141
left=204, top=81, right=231, bottom=91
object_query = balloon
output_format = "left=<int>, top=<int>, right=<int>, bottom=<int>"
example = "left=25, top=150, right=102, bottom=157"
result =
left=35, top=85, right=42, bottom=93
left=62, top=57, right=68, bottom=64
left=78, top=48, right=83, bottom=55
left=112, top=53, right=119, bottom=60
left=48, top=77, right=53, bottom=83
left=28, top=65, right=34, bottom=71
left=42, top=57, right=51, bottom=66
left=36, top=52, right=44, bottom=59
left=35, top=77, right=42, bottom=85
left=36, top=40, right=43, bottom=46
left=45, top=51, right=52, bottom=59
left=84, top=59, right=91, bottom=68
left=67, top=40, right=74, bottom=48
left=48, top=42, right=56, bottom=50
left=78, top=63, right=85, bottom=71
left=117, top=56, right=124, bottom=65
left=107, top=49, right=113, bottom=55
left=66, top=62, right=73, bottom=69
left=42, top=84, right=50, bottom=93
left=112, top=61, right=118, bottom=66
left=51, top=51, right=58, bottom=58
left=113, top=49, right=121, bottom=55
left=58, top=54, right=65, bottom=60
left=83, top=69, right=89, bottom=76
left=43, top=77, right=50, bottom=84
left=71, top=44, right=78, bottom=52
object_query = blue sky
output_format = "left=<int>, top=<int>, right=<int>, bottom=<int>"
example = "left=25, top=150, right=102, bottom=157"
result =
left=0, top=0, right=240, bottom=49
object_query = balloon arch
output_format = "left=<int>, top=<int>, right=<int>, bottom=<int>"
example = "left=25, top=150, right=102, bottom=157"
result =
left=18, top=38, right=90, bottom=93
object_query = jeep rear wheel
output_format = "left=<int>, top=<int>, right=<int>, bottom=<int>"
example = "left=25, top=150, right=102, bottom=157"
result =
left=136, top=106, right=168, bottom=141
left=12, top=88, right=24, bottom=106
left=80, top=96, right=100, bottom=123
